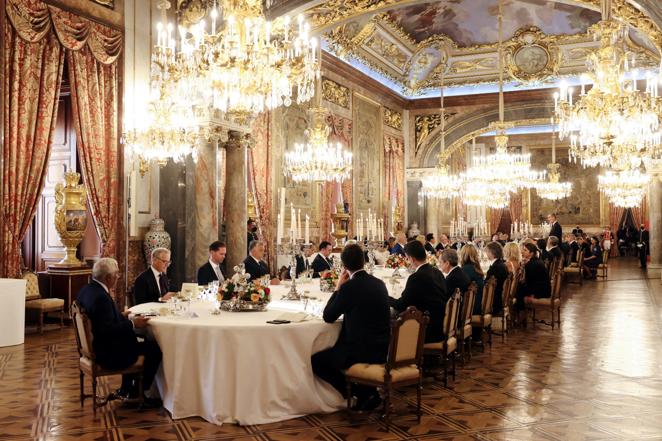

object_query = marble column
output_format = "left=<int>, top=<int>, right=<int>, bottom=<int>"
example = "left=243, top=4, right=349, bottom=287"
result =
left=223, top=131, right=248, bottom=272
left=648, top=172, right=662, bottom=268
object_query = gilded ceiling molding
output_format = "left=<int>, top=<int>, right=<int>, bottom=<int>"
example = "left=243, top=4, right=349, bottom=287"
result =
left=383, top=107, right=403, bottom=130
left=321, top=78, right=351, bottom=109
left=503, top=26, right=561, bottom=83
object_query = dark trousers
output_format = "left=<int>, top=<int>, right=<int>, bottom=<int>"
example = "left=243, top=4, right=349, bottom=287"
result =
left=639, top=245, right=648, bottom=269
left=311, top=345, right=376, bottom=400
left=120, top=339, right=162, bottom=393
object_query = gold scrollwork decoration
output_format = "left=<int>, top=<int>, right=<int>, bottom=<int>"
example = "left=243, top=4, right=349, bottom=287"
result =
left=415, top=113, right=456, bottom=156
left=90, top=0, right=115, bottom=8
left=383, top=107, right=403, bottom=130
left=322, top=78, right=351, bottom=109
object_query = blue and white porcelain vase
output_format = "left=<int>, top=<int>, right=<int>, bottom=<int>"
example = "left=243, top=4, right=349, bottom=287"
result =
left=144, top=218, right=171, bottom=263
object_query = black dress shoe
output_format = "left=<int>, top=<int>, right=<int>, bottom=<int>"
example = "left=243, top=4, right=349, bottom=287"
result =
left=360, top=394, right=383, bottom=411
left=140, top=396, right=162, bottom=409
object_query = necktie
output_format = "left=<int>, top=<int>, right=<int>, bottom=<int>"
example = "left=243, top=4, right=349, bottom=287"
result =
left=159, top=273, right=168, bottom=296
left=215, top=265, right=223, bottom=281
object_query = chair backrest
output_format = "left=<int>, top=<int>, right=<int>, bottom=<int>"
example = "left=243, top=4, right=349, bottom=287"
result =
left=70, top=301, right=96, bottom=360
left=602, top=250, right=609, bottom=265
left=460, top=284, right=476, bottom=328
left=21, top=271, right=41, bottom=301
left=501, top=273, right=514, bottom=308
left=482, top=276, right=496, bottom=315
left=548, top=256, right=562, bottom=278
left=552, top=268, right=563, bottom=300
left=387, top=306, right=429, bottom=370
left=577, top=250, right=584, bottom=267
left=442, top=289, right=462, bottom=339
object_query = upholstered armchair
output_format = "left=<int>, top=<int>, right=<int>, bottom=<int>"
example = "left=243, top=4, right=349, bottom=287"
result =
left=22, top=271, right=64, bottom=334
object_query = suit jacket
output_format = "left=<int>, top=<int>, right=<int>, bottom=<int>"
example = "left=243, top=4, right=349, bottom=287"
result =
left=435, top=242, right=451, bottom=252
left=546, top=246, right=562, bottom=266
left=444, top=267, right=470, bottom=300
left=76, top=281, right=138, bottom=370
left=550, top=222, right=562, bottom=241
left=323, top=271, right=391, bottom=363
left=197, top=261, right=225, bottom=286
left=486, top=259, right=509, bottom=314
left=424, top=242, right=435, bottom=254
left=521, top=257, right=551, bottom=298
left=133, top=268, right=167, bottom=305
left=390, top=242, right=405, bottom=256
left=243, top=256, right=270, bottom=281
left=311, top=254, right=333, bottom=277
left=294, top=255, right=310, bottom=277
left=390, top=263, right=448, bottom=342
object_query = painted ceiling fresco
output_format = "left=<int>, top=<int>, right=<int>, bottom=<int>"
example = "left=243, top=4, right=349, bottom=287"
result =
left=386, top=0, right=601, bottom=47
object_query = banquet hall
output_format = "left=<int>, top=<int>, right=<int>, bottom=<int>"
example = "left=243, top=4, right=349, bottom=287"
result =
left=2, top=0, right=662, bottom=439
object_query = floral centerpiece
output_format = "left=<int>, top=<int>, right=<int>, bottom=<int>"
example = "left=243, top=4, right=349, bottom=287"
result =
left=217, top=265, right=270, bottom=312
left=426, top=253, right=439, bottom=268
left=386, top=254, right=407, bottom=269
left=320, top=269, right=339, bottom=293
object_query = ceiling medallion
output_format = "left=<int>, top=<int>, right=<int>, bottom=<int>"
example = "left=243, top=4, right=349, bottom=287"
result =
left=504, top=26, right=561, bottom=83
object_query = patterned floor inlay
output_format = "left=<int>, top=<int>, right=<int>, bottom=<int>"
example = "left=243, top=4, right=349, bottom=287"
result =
left=2, top=257, right=662, bottom=441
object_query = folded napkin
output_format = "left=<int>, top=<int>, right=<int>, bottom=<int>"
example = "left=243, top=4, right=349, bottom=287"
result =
left=274, top=311, right=313, bottom=322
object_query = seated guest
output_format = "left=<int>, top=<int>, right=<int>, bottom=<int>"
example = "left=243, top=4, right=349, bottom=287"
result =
left=545, top=236, right=562, bottom=266
left=439, top=249, right=470, bottom=297
left=424, top=233, right=436, bottom=254
left=515, top=243, right=551, bottom=324
left=568, top=234, right=580, bottom=264
left=485, top=241, right=509, bottom=315
left=386, top=237, right=396, bottom=253
left=243, top=240, right=280, bottom=285
left=311, top=241, right=334, bottom=277
left=582, top=236, right=603, bottom=279
left=578, top=235, right=591, bottom=257
left=77, top=258, right=162, bottom=405
left=572, top=225, right=583, bottom=236
left=415, top=234, right=426, bottom=246
left=435, top=234, right=452, bottom=252
left=311, top=244, right=391, bottom=411
left=373, top=245, right=389, bottom=265
left=134, top=248, right=176, bottom=305
left=499, top=233, right=510, bottom=244
left=197, top=241, right=226, bottom=285
left=503, top=242, right=522, bottom=274
left=292, top=246, right=313, bottom=278
left=390, top=232, right=406, bottom=256
left=459, top=243, right=484, bottom=305
left=390, top=241, right=448, bottom=343
left=491, top=233, right=500, bottom=242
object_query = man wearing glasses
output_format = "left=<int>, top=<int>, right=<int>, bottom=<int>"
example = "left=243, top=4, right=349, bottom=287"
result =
left=133, top=248, right=176, bottom=305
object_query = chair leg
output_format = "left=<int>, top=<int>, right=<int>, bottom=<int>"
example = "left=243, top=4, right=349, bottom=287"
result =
left=443, top=355, right=448, bottom=388
left=551, top=306, right=555, bottom=330
left=79, top=370, right=85, bottom=407
left=92, top=376, right=97, bottom=417
left=417, top=375, right=423, bottom=423
left=60, top=309, right=64, bottom=330
left=488, top=325, right=492, bottom=348
left=38, top=313, right=44, bottom=335
left=346, top=381, right=352, bottom=410
left=557, top=307, right=561, bottom=326
left=138, top=373, right=145, bottom=409
left=501, top=317, right=505, bottom=343
left=459, top=335, right=465, bottom=366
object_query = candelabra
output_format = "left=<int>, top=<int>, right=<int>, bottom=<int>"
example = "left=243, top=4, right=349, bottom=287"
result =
left=364, top=240, right=381, bottom=274
left=277, top=240, right=311, bottom=300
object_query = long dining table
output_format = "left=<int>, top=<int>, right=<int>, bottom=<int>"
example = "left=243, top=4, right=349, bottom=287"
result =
left=129, top=267, right=408, bottom=425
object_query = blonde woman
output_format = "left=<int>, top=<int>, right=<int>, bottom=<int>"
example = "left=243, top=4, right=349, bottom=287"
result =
left=459, top=243, right=484, bottom=310
left=503, top=242, right=522, bottom=275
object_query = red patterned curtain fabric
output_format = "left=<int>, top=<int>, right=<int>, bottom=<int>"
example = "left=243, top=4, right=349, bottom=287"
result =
left=327, top=114, right=352, bottom=237
left=249, top=112, right=273, bottom=265
left=1, top=1, right=64, bottom=278
left=489, top=208, right=504, bottom=235
left=508, top=192, right=523, bottom=234
left=631, top=197, right=648, bottom=229
left=609, top=203, right=625, bottom=257
left=384, top=135, right=404, bottom=236
left=67, top=46, right=120, bottom=256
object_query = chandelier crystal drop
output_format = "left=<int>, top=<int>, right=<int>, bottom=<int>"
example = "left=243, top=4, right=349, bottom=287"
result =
left=554, top=0, right=662, bottom=168
left=153, top=0, right=320, bottom=116
left=284, top=107, right=353, bottom=183
left=598, top=168, right=650, bottom=207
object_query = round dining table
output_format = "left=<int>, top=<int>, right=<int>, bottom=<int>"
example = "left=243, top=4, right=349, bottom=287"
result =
left=129, top=267, right=407, bottom=426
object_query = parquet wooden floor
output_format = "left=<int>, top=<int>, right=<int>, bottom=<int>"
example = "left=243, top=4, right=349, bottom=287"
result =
left=2, top=257, right=662, bottom=440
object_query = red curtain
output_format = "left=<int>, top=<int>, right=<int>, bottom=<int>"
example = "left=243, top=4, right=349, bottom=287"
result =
left=490, top=208, right=504, bottom=235
left=1, top=1, right=64, bottom=277
left=384, top=134, right=404, bottom=237
left=325, top=114, right=352, bottom=238
left=608, top=203, right=625, bottom=257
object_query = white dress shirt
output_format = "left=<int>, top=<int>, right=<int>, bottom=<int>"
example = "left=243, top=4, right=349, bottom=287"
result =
left=210, top=258, right=224, bottom=281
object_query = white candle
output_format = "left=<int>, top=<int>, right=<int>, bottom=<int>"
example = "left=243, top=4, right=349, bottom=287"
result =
left=331, top=219, right=335, bottom=234
left=305, top=214, right=310, bottom=245
left=277, top=213, right=282, bottom=244
left=297, top=209, right=302, bottom=240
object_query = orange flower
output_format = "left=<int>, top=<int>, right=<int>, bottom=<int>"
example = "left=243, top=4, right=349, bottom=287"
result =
left=251, top=293, right=261, bottom=303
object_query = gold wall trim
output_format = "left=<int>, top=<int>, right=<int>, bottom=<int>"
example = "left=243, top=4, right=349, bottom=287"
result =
left=383, top=106, right=403, bottom=130
left=322, top=77, right=351, bottom=109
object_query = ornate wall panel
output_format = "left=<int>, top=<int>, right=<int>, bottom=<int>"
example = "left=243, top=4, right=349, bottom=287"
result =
left=352, top=94, right=383, bottom=219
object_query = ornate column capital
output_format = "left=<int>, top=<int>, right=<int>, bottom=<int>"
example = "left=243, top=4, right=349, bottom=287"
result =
left=221, top=130, right=253, bottom=149
left=645, top=159, right=662, bottom=181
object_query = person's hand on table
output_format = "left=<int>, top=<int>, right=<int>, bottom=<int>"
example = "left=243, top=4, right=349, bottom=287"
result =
left=131, top=315, right=151, bottom=329
left=270, top=278, right=280, bottom=285
left=160, top=292, right=175, bottom=301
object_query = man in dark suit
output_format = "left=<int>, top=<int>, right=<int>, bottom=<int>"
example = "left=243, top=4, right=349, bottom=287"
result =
left=439, top=248, right=470, bottom=297
left=243, top=240, right=280, bottom=284
left=548, top=213, right=562, bottom=241
left=390, top=240, right=448, bottom=342
left=311, top=241, right=334, bottom=277
left=311, top=244, right=391, bottom=411
left=435, top=234, right=451, bottom=253
left=197, top=241, right=227, bottom=285
left=77, top=258, right=162, bottom=405
left=638, top=224, right=650, bottom=269
left=134, top=248, right=175, bottom=305
left=484, top=241, right=509, bottom=315
left=424, top=233, right=436, bottom=254
left=545, top=236, right=563, bottom=265
left=247, top=219, right=258, bottom=253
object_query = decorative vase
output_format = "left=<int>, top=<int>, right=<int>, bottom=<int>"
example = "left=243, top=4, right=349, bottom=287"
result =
left=144, top=218, right=171, bottom=264
left=52, top=172, right=87, bottom=267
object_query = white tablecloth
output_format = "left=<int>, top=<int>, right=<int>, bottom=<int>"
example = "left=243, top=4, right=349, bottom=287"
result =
left=0, top=279, right=26, bottom=347
left=129, top=267, right=408, bottom=426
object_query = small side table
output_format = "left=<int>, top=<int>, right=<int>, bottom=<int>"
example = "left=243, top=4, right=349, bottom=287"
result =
left=40, top=265, right=92, bottom=318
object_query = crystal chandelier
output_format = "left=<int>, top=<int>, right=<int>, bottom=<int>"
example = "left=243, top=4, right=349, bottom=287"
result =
left=554, top=0, right=662, bottom=169
left=463, top=179, right=510, bottom=209
left=461, top=0, right=545, bottom=205
left=284, top=107, right=352, bottom=183
left=598, top=167, right=650, bottom=207
left=153, top=0, right=319, bottom=116
left=537, top=118, right=573, bottom=200
left=421, top=68, right=462, bottom=199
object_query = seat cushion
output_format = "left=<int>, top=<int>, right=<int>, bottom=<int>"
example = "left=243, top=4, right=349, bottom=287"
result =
left=462, top=324, right=472, bottom=339
left=423, top=336, right=457, bottom=354
left=471, top=314, right=492, bottom=326
left=563, top=267, right=580, bottom=273
left=26, top=298, right=64, bottom=311
left=346, top=363, right=419, bottom=383
left=531, top=297, right=561, bottom=307
left=79, top=355, right=144, bottom=376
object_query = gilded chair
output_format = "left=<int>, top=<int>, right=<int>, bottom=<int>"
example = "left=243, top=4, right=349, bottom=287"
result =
left=563, top=250, right=584, bottom=284
left=344, top=306, right=428, bottom=427
left=472, top=276, right=496, bottom=350
left=457, top=285, right=476, bottom=365
left=597, top=249, right=610, bottom=279
left=528, top=268, right=563, bottom=330
left=71, top=302, right=145, bottom=416
left=421, top=291, right=461, bottom=387
left=492, top=273, right=514, bottom=342
left=22, top=271, right=64, bottom=334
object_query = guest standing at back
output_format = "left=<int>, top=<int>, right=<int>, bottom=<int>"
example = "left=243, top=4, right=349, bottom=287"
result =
left=548, top=213, right=562, bottom=241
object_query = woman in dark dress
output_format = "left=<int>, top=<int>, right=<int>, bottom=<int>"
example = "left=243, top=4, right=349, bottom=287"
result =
left=515, top=242, right=551, bottom=324
left=459, top=243, right=484, bottom=313
left=582, top=236, right=603, bottom=279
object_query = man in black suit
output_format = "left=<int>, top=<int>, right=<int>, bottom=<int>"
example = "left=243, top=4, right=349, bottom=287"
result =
left=435, top=234, right=451, bottom=253
left=548, top=213, right=562, bottom=241
left=390, top=240, right=448, bottom=343
left=247, top=219, right=258, bottom=253
left=311, top=244, right=391, bottom=411
left=572, top=225, right=583, bottom=236
left=197, top=241, right=226, bottom=285
left=134, top=248, right=176, bottom=305
left=243, top=240, right=280, bottom=284
left=291, top=246, right=314, bottom=278
left=545, top=236, right=563, bottom=265
left=439, top=248, right=470, bottom=297
left=311, top=241, right=334, bottom=277
left=638, top=224, right=650, bottom=269
left=424, top=233, right=436, bottom=254
left=77, top=258, right=162, bottom=405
